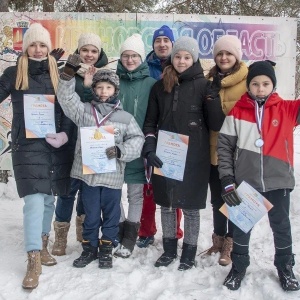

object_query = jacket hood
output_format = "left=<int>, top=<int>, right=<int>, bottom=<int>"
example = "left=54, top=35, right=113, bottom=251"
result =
left=235, top=92, right=282, bottom=109
left=74, top=48, right=108, bottom=68
left=116, top=60, right=150, bottom=81
left=178, top=60, right=205, bottom=82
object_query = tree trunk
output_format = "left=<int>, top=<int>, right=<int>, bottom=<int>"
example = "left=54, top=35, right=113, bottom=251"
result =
left=0, top=0, right=9, bottom=12
left=43, top=0, right=55, bottom=12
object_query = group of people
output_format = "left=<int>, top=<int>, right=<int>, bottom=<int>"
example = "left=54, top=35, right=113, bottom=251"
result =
left=0, top=21, right=299, bottom=293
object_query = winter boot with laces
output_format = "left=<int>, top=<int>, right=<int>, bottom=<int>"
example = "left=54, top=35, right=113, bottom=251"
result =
left=40, top=235, right=57, bottom=266
left=22, top=251, right=42, bottom=289
left=204, top=233, right=224, bottom=256
left=73, top=240, right=98, bottom=268
left=275, top=254, right=300, bottom=291
left=219, top=237, right=233, bottom=266
left=99, top=239, right=114, bottom=269
left=223, top=253, right=250, bottom=290
left=51, top=221, right=70, bottom=256
left=114, top=221, right=140, bottom=258
left=75, top=214, right=85, bottom=242
left=178, top=242, right=197, bottom=271
left=155, top=238, right=178, bottom=267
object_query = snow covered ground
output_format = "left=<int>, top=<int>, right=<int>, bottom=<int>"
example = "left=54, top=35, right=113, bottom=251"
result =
left=1, top=130, right=300, bottom=300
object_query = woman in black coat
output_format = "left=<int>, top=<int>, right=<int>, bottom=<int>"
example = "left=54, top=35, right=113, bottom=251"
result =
left=143, top=36, right=224, bottom=271
left=0, top=23, right=73, bottom=289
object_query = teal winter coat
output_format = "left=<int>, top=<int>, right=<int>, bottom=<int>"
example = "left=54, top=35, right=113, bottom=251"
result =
left=116, top=60, right=156, bottom=184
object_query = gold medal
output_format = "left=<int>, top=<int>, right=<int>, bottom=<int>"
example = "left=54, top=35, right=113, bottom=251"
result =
left=94, top=128, right=102, bottom=140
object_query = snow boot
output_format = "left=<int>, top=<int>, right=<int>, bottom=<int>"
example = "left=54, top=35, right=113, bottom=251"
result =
left=178, top=243, right=197, bottom=271
left=114, top=220, right=140, bottom=258
left=40, top=235, right=57, bottom=266
left=223, top=253, right=250, bottom=290
left=22, top=251, right=42, bottom=289
left=73, top=240, right=98, bottom=268
left=51, top=221, right=70, bottom=256
left=155, top=238, right=178, bottom=267
left=75, top=214, right=85, bottom=242
left=99, top=239, right=114, bottom=269
left=275, top=254, right=300, bottom=291
left=118, top=221, right=125, bottom=243
left=204, top=233, right=224, bottom=256
left=219, top=237, right=233, bottom=266
left=136, top=236, right=155, bottom=248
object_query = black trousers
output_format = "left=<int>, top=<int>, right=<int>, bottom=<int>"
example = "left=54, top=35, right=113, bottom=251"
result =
left=209, top=164, right=234, bottom=237
left=233, top=188, right=293, bottom=259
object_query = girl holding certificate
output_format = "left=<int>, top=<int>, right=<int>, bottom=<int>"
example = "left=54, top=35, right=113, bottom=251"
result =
left=142, top=36, right=224, bottom=271
left=0, top=23, right=73, bottom=289
left=204, top=35, right=248, bottom=266
left=218, top=61, right=300, bottom=291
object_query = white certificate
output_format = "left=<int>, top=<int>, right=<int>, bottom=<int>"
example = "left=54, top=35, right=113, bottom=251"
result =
left=23, top=94, right=56, bottom=138
left=154, top=130, right=189, bottom=181
left=80, top=125, right=116, bottom=174
left=219, top=181, right=273, bottom=233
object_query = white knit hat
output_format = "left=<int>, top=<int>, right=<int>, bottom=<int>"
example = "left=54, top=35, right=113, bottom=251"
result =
left=77, top=33, right=102, bottom=52
left=213, top=35, right=243, bottom=62
left=119, top=34, right=145, bottom=61
left=22, top=23, right=52, bottom=52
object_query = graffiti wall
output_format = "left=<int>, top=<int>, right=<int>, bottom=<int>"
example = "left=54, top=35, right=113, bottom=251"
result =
left=0, top=12, right=297, bottom=170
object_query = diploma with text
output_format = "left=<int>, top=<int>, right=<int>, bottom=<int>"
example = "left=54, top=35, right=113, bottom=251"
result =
left=219, top=181, right=273, bottom=233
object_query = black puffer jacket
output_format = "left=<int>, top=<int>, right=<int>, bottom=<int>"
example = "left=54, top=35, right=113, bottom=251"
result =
left=0, top=58, right=74, bottom=198
left=143, top=61, right=224, bottom=209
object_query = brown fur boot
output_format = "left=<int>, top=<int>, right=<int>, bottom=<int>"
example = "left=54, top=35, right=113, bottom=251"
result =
left=22, top=251, right=42, bottom=289
left=219, top=237, right=233, bottom=266
left=205, top=233, right=225, bottom=256
left=52, top=221, right=70, bottom=256
left=40, top=235, right=57, bottom=266
left=76, top=214, right=85, bottom=242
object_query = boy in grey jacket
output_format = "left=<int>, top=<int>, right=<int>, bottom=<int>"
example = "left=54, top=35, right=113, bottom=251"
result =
left=57, top=55, right=144, bottom=269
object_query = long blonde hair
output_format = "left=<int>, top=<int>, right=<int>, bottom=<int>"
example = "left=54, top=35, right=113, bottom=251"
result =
left=15, top=53, right=59, bottom=93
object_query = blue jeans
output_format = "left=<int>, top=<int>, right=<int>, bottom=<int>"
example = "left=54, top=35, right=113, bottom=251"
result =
left=55, top=178, right=85, bottom=222
left=23, top=193, right=55, bottom=252
left=81, top=182, right=121, bottom=247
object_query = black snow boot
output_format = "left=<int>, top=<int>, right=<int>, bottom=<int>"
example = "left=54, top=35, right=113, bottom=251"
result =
left=155, top=238, right=178, bottom=267
left=274, top=254, right=300, bottom=291
left=114, top=221, right=140, bottom=258
left=223, top=253, right=250, bottom=290
left=118, top=222, right=125, bottom=244
left=99, top=239, right=114, bottom=269
left=73, top=241, right=98, bottom=268
left=178, top=243, right=197, bottom=271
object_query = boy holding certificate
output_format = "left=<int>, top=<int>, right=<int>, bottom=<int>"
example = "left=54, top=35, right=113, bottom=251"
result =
left=57, top=58, right=144, bottom=269
left=218, top=60, right=300, bottom=291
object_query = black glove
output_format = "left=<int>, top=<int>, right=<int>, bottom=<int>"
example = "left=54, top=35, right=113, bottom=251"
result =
left=221, top=176, right=241, bottom=206
left=147, top=152, right=163, bottom=168
left=142, top=135, right=157, bottom=158
left=206, top=74, right=221, bottom=101
left=50, top=48, right=65, bottom=61
left=60, top=54, right=81, bottom=81
left=106, top=146, right=121, bottom=160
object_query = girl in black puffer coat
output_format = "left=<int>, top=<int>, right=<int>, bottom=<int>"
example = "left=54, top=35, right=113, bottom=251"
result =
left=0, top=23, right=74, bottom=289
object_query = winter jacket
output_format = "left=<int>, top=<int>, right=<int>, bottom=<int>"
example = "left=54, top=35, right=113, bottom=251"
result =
left=218, top=92, right=300, bottom=192
left=143, top=61, right=225, bottom=209
left=210, top=62, right=248, bottom=165
left=57, top=78, right=145, bottom=190
left=0, top=59, right=74, bottom=198
left=146, top=50, right=164, bottom=80
left=116, top=60, right=156, bottom=184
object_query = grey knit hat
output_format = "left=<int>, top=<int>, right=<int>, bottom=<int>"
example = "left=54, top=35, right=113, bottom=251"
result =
left=22, top=23, right=52, bottom=52
left=92, top=69, right=120, bottom=98
left=171, top=36, right=199, bottom=63
left=77, top=33, right=102, bottom=52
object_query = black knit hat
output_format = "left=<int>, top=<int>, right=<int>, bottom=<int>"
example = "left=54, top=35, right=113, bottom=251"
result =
left=247, top=60, right=276, bottom=88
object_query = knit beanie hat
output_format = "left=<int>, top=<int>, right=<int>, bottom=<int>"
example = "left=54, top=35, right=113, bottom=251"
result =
left=152, top=25, right=175, bottom=48
left=171, top=36, right=199, bottom=63
left=213, top=35, right=242, bottom=62
left=92, top=69, right=120, bottom=97
left=22, top=23, right=52, bottom=52
left=119, top=34, right=146, bottom=61
left=247, top=60, right=277, bottom=88
left=77, top=33, right=102, bottom=52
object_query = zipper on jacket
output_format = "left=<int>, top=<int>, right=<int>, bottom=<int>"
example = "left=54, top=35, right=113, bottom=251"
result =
left=285, top=140, right=292, bottom=174
left=134, top=97, right=138, bottom=118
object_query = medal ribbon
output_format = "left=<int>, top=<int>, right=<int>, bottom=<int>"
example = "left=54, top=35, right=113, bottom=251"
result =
left=255, top=102, right=264, bottom=136
left=92, top=100, right=121, bottom=127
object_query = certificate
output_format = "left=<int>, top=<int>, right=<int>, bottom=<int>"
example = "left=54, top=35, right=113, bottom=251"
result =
left=154, top=130, right=189, bottom=181
left=80, top=125, right=116, bottom=174
left=23, top=94, right=56, bottom=138
left=219, top=181, right=273, bottom=233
